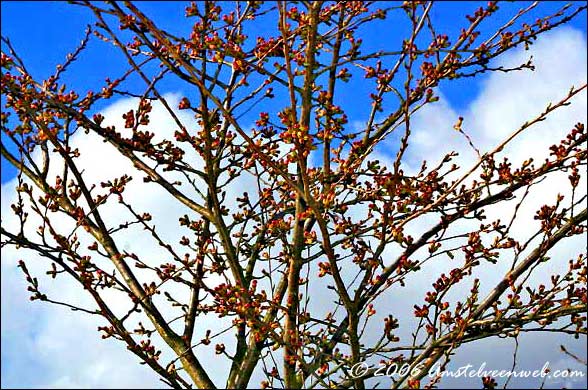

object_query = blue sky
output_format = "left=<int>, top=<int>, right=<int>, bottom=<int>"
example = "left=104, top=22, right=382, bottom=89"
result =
left=1, top=2, right=587, bottom=389
left=2, top=1, right=585, bottom=182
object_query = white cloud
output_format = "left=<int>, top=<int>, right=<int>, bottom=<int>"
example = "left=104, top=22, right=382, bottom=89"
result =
left=371, top=27, right=587, bottom=388
left=1, top=95, right=239, bottom=388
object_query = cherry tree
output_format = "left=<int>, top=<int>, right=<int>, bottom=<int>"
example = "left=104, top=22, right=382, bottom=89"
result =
left=1, top=1, right=586, bottom=388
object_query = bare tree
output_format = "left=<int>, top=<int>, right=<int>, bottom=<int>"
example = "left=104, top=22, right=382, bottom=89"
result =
left=1, top=1, right=586, bottom=388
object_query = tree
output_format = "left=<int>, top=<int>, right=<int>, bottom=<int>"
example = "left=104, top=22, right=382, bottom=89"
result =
left=1, top=1, right=586, bottom=388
